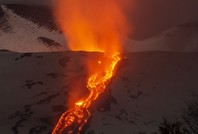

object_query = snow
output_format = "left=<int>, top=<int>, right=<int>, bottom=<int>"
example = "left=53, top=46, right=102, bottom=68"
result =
left=0, top=5, right=66, bottom=52
left=0, top=4, right=198, bottom=134
left=124, top=26, right=198, bottom=52
left=0, top=5, right=198, bottom=53
left=0, top=51, right=197, bottom=133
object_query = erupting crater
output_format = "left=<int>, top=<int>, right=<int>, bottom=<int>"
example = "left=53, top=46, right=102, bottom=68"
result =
left=52, top=0, right=128, bottom=133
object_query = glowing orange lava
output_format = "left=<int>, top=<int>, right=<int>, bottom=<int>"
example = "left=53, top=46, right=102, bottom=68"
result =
left=52, top=55, right=121, bottom=134
left=52, top=0, right=128, bottom=133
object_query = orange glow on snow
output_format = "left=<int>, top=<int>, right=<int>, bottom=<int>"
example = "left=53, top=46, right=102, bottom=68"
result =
left=52, top=55, right=121, bottom=134
left=52, top=0, right=128, bottom=133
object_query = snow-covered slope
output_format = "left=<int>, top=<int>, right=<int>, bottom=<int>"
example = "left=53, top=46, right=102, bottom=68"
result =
left=0, top=5, right=66, bottom=52
left=1, top=3, right=198, bottom=134
left=0, top=5, right=198, bottom=53
left=0, top=50, right=197, bottom=134
left=124, top=23, right=198, bottom=52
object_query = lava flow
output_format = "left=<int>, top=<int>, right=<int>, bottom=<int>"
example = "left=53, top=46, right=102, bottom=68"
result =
left=52, top=0, right=128, bottom=133
left=52, top=54, right=121, bottom=134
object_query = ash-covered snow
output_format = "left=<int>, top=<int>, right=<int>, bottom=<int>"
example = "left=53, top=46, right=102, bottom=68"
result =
left=0, top=50, right=198, bottom=134
left=0, top=5, right=66, bottom=52
left=0, top=4, right=198, bottom=53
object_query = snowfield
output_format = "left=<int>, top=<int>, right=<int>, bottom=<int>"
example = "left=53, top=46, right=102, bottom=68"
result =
left=0, top=5, right=198, bottom=53
left=0, top=50, right=197, bottom=134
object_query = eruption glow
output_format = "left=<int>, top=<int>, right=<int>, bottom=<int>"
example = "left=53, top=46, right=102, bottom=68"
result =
left=52, top=0, right=128, bottom=133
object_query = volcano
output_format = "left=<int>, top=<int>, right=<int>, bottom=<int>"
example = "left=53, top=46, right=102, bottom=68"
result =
left=0, top=2, right=198, bottom=134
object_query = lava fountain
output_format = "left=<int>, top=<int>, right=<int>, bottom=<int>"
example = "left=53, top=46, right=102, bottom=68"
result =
left=52, top=0, right=128, bottom=133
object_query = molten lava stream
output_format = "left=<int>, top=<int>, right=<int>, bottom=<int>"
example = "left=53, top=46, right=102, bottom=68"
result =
left=52, top=54, right=121, bottom=134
